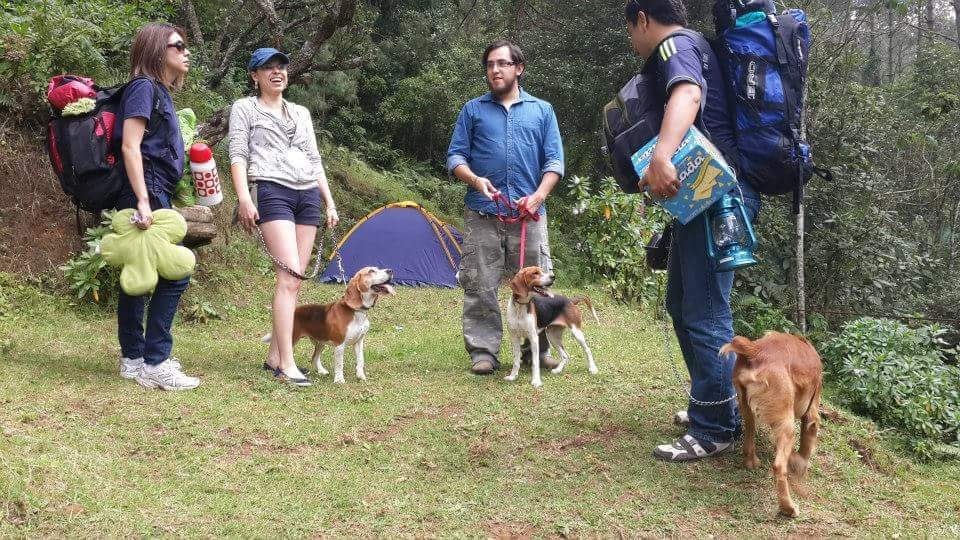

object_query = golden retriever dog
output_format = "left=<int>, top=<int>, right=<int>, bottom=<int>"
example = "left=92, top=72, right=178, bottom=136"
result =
left=720, top=331, right=823, bottom=517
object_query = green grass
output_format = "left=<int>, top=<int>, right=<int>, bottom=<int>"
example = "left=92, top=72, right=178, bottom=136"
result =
left=1, top=272, right=959, bottom=537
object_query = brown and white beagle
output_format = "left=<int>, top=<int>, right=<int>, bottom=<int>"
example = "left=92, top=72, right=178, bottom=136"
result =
left=505, top=266, right=599, bottom=388
left=263, top=266, right=395, bottom=384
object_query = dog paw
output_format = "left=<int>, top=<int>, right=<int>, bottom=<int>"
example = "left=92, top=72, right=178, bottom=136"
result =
left=333, top=377, right=346, bottom=384
left=777, top=505, right=799, bottom=518
left=744, top=455, right=760, bottom=470
left=504, top=374, right=517, bottom=382
left=356, top=373, right=366, bottom=381
left=550, top=367, right=563, bottom=375
left=588, top=366, right=599, bottom=375
left=531, top=379, right=543, bottom=389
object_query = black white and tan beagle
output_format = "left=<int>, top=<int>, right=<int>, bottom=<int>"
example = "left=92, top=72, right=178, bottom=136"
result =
left=263, top=267, right=395, bottom=384
left=505, top=266, right=599, bottom=388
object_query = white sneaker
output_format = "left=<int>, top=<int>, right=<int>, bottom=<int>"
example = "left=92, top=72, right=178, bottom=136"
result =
left=120, top=356, right=183, bottom=380
left=119, top=356, right=144, bottom=380
left=135, top=359, right=200, bottom=391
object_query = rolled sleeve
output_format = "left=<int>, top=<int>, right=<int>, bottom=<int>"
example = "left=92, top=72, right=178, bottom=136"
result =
left=540, top=105, right=565, bottom=177
left=446, top=104, right=473, bottom=173
left=447, top=153, right=468, bottom=172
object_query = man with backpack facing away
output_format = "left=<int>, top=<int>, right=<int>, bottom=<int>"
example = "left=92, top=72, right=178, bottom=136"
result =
left=623, top=0, right=762, bottom=461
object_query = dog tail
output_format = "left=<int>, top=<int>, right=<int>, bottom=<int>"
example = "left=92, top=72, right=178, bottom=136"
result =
left=719, top=335, right=756, bottom=364
left=261, top=333, right=272, bottom=343
left=573, top=296, right=600, bottom=324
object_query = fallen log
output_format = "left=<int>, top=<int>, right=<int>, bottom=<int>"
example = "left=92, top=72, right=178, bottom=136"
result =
left=175, top=205, right=217, bottom=248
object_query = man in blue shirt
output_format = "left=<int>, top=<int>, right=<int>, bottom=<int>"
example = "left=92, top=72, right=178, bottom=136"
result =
left=624, top=0, right=761, bottom=461
left=447, top=40, right=565, bottom=375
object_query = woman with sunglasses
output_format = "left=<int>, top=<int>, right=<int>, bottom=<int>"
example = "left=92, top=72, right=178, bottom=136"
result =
left=228, top=48, right=339, bottom=386
left=115, top=23, right=200, bottom=390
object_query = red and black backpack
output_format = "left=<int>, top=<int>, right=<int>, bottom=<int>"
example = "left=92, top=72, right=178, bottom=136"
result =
left=46, top=75, right=162, bottom=216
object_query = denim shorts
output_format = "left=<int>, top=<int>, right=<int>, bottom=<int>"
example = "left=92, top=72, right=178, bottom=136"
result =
left=253, top=181, right=321, bottom=226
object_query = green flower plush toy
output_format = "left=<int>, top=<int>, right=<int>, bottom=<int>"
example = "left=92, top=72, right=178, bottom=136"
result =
left=100, top=209, right=196, bottom=296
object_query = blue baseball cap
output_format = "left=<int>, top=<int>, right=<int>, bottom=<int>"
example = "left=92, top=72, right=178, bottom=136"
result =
left=247, top=47, right=290, bottom=70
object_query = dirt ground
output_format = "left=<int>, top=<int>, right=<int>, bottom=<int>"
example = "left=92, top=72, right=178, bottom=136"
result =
left=0, top=128, right=91, bottom=276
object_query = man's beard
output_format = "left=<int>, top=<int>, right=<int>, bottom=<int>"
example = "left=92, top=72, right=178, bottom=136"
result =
left=487, top=76, right=517, bottom=97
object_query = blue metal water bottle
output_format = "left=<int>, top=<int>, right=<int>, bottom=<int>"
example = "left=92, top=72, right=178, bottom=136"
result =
left=703, top=190, right=758, bottom=272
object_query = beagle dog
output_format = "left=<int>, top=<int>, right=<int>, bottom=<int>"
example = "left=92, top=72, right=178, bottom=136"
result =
left=505, top=266, right=599, bottom=388
left=263, top=267, right=395, bottom=384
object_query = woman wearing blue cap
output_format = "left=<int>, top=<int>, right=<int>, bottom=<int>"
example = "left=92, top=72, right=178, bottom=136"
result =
left=228, top=47, right=339, bottom=386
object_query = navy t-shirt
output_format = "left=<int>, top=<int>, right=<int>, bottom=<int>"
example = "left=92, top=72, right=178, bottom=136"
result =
left=115, top=78, right=184, bottom=197
left=642, top=32, right=739, bottom=167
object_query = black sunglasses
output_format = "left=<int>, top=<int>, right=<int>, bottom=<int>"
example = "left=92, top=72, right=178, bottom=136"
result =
left=166, top=41, right=188, bottom=52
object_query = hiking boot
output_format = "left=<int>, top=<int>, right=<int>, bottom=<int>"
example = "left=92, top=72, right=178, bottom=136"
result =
left=471, top=358, right=496, bottom=375
left=136, top=359, right=200, bottom=391
left=520, top=348, right=559, bottom=369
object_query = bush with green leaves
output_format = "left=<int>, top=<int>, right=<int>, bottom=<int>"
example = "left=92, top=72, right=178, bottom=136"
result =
left=182, top=299, right=220, bottom=324
left=0, top=0, right=171, bottom=122
left=59, top=211, right=117, bottom=304
left=823, top=317, right=960, bottom=460
left=564, top=176, right=668, bottom=305
left=731, top=292, right=799, bottom=339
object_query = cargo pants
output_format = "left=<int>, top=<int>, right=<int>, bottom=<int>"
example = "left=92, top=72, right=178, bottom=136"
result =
left=459, top=208, right=553, bottom=369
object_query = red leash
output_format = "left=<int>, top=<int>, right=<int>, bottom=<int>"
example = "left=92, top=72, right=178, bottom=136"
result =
left=491, top=192, right=539, bottom=268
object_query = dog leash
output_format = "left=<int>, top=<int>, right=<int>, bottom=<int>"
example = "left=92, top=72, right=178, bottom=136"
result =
left=656, top=219, right=739, bottom=408
left=254, top=224, right=346, bottom=282
left=491, top=192, right=539, bottom=268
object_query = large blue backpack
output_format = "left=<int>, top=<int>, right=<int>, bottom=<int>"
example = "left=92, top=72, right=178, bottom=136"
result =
left=713, top=0, right=831, bottom=209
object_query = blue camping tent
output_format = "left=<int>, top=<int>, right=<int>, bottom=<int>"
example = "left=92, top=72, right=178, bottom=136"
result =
left=320, top=201, right=463, bottom=288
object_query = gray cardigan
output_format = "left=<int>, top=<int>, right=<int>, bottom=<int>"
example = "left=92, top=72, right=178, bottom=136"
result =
left=228, top=97, right=328, bottom=190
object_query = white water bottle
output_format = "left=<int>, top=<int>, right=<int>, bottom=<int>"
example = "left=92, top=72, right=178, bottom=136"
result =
left=189, top=142, right=223, bottom=206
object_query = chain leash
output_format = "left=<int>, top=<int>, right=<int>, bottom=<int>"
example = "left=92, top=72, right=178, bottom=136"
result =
left=657, top=218, right=739, bottom=408
left=254, top=225, right=345, bottom=282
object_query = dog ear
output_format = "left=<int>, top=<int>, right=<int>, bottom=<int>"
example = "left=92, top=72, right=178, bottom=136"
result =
left=344, top=274, right=365, bottom=310
left=509, top=270, right=527, bottom=297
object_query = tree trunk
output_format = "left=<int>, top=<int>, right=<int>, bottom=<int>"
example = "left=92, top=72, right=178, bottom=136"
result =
left=954, top=0, right=960, bottom=52
left=868, top=8, right=881, bottom=85
left=196, top=106, right=230, bottom=148
left=887, top=4, right=894, bottom=82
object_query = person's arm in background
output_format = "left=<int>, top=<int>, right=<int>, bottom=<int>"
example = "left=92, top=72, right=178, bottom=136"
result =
left=120, top=118, right=153, bottom=229
left=641, top=82, right=700, bottom=199
left=518, top=104, right=564, bottom=214
left=302, top=107, right=339, bottom=228
left=447, top=103, right=498, bottom=200
left=228, top=102, right=260, bottom=233
left=641, top=36, right=708, bottom=199
left=119, top=80, right=157, bottom=230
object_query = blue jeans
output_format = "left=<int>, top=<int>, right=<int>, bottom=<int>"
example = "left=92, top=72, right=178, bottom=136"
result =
left=665, top=183, right=761, bottom=443
left=115, top=190, right=190, bottom=366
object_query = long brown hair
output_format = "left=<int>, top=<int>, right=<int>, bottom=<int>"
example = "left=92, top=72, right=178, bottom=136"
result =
left=129, top=23, right=187, bottom=90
